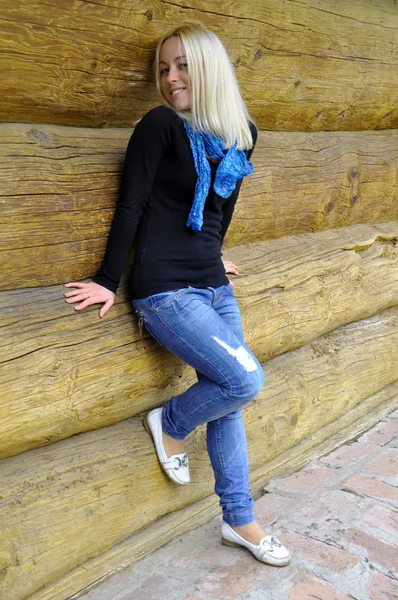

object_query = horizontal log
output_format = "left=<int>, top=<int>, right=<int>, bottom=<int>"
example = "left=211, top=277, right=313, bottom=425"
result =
left=1, top=307, right=398, bottom=600
left=226, top=128, right=398, bottom=247
left=1, top=222, right=398, bottom=460
left=1, top=1, right=397, bottom=130
left=2, top=123, right=398, bottom=290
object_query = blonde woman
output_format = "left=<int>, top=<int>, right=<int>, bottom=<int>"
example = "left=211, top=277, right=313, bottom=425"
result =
left=65, top=23, right=291, bottom=567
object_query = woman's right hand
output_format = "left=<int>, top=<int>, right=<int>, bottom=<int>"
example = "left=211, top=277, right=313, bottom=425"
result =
left=64, top=281, right=115, bottom=318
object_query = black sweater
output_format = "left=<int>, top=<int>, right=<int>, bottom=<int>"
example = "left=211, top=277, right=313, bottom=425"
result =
left=93, top=106, right=257, bottom=299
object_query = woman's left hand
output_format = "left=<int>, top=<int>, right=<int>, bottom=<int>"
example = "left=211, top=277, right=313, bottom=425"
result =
left=222, top=260, right=239, bottom=288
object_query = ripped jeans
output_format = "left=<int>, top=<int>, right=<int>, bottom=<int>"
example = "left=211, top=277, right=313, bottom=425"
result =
left=132, top=283, right=265, bottom=526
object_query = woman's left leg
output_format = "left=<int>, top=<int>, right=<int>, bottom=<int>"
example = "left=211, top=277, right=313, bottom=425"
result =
left=198, top=285, right=255, bottom=526
left=203, top=287, right=291, bottom=561
left=202, top=286, right=281, bottom=547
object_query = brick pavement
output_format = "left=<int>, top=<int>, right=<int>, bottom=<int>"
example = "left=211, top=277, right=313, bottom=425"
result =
left=82, top=409, right=398, bottom=600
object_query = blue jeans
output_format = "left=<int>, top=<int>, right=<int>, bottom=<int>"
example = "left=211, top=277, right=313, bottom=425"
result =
left=132, top=284, right=265, bottom=526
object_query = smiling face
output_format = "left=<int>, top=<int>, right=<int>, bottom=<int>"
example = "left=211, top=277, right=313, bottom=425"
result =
left=159, top=36, right=191, bottom=111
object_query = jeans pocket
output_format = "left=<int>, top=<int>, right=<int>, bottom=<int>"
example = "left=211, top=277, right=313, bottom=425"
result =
left=150, top=287, right=191, bottom=311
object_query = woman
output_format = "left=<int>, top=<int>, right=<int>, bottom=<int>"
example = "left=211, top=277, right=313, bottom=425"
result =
left=64, top=23, right=291, bottom=567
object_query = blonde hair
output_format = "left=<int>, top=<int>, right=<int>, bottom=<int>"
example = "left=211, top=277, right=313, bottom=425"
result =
left=154, top=23, right=254, bottom=150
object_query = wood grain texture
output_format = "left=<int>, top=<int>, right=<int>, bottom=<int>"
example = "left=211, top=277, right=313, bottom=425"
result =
left=2, top=123, right=398, bottom=290
left=1, top=221, right=398, bottom=460
left=0, top=122, right=126, bottom=290
left=1, top=0, right=397, bottom=130
left=1, top=307, right=397, bottom=600
left=30, top=386, right=398, bottom=600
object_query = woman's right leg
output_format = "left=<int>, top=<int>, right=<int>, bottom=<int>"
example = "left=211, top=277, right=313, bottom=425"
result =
left=133, top=286, right=264, bottom=439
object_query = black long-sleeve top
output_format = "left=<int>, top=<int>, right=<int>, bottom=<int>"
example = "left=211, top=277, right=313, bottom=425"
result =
left=93, top=106, right=257, bottom=299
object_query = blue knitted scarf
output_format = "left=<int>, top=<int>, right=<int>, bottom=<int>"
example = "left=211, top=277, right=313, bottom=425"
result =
left=183, top=121, right=253, bottom=232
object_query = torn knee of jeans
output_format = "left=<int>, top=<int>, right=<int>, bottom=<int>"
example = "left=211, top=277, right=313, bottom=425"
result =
left=212, top=336, right=257, bottom=372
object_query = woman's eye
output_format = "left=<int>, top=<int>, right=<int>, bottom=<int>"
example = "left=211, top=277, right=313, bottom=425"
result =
left=160, top=68, right=169, bottom=75
left=179, top=63, right=188, bottom=69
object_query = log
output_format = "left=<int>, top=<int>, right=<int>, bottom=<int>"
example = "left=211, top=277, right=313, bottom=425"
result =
left=1, top=222, right=398, bottom=459
left=2, top=122, right=398, bottom=290
left=226, top=129, right=398, bottom=248
left=1, top=306, right=398, bottom=600
left=1, top=1, right=397, bottom=130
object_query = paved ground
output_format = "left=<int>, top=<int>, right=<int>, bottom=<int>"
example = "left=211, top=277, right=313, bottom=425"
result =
left=83, top=409, right=398, bottom=600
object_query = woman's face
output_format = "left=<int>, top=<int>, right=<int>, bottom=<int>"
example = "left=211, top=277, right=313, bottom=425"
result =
left=159, top=36, right=191, bottom=111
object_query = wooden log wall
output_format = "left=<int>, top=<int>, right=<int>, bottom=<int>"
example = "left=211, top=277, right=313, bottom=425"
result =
left=2, top=125, right=398, bottom=291
left=1, top=1, right=398, bottom=599
left=1, top=221, right=398, bottom=460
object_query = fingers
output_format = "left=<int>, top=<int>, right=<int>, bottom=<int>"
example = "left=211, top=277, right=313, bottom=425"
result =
left=63, top=280, right=115, bottom=317
left=71, top=295, right=114, bottom=314
left=66, top=292, right=106, bottom=309
left=64, top=282, right=86, bottom=289
left=73, top=299, right=93, bottom=311
left=99, top=298, right=114, bottom=318
left=64, top=289, right=88, bottom=299
left=64, top=290, right=95, bottom=303
left=64, top=282, right=91, bottom=299
left=222, top=260, right=239, bottom=275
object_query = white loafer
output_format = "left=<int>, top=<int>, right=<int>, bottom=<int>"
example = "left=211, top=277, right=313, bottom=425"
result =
left=221, top=522, right=291, bottom=566
left=144, top=408, right=190, bottom=486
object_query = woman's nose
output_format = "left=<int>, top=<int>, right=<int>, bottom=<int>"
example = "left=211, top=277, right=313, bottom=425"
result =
left=167, top=67, right=178, bottom=83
